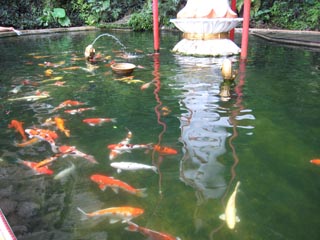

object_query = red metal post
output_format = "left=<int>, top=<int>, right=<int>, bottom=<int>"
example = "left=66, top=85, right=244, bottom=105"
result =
left=153, top=0, right=160, bottom=53
left=240, top=0, right=251, bottom=60
left=230, top=0, right=237, bottom=40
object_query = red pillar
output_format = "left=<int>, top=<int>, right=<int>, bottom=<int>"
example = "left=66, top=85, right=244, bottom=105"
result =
left=230, top=0, right=237, bottom=41
left=153, top=0, right=160, bottom=53
left=240, top=0, right=251, bottom=60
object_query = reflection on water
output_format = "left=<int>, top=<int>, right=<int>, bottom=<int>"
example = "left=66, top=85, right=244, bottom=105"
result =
left=173, top=56, right=230, bottom=202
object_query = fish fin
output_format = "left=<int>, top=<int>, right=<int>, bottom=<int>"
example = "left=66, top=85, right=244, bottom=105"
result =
left=219, top=214, right=226, bottom=221
left=117, top=169, right=122, bottom=174
left=111, top=187, right=119, bottom=194
left=64, top=130, right=70, bottom=137
left=135, top=188, right=147, bottom=198
left=110, top=118, right=117, bottom=123
left=236, top=216, right=240, bottom=222
left=99, top=184, right=107, bottom=191
left=125, top=222, right=139, bottom=232
left=77, top=207, right=88, bottom=220
left=109, top=218, right=120, bottom=224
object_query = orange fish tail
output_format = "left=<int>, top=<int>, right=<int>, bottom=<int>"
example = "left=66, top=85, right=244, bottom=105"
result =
left=125, top=222, right=139, bottom=232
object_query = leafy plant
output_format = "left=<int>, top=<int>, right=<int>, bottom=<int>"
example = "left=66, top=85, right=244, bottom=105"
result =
left=128, top=1, right=153, bottom=31
left=38, top=7, right=71, bottom=27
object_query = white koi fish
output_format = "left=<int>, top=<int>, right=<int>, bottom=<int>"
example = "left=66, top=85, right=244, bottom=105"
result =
left=110, top=162, right=157, bottom=174
left=219, top=181, right=241, bottom=229
left=54, top=162, right=76, bottom=181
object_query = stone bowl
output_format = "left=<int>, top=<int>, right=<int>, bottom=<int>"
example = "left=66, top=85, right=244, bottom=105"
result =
left=111, top=63, right=136, bottom=75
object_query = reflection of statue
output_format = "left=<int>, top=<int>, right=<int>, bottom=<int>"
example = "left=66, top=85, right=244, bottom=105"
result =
left=177, top=0, right=237, bottom=19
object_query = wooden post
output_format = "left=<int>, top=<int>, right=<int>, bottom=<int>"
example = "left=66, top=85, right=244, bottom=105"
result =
left=240, top=0, right=251, bottom=60
left=230, top=0, right=237, bottom=41
left=153, top=0, right=160, bottom=53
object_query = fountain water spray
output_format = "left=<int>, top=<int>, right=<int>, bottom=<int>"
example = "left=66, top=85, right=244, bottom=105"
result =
left=84, top=33, right=126, bottom=60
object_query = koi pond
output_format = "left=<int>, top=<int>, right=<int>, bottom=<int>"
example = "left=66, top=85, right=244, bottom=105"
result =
left=0, top=29, right=320, bottom=240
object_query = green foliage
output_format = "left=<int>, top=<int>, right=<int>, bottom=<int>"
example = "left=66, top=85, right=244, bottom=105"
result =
left=159, top=0, right=181, bottom=27
left=0, top=0, right=44, bottom=29
left=38, top=7, right=71, bottom=27
left=128, top=1, right=153, bottom=31
left=270, top=1, right=320, bottom=30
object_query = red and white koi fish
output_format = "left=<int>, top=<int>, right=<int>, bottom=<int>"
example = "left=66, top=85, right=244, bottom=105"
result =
left=153, top=145, right=178, bottom=155
left=82, top=118, right=117, bottom=126
left=77, top=206, right=144, bottom=224
left=8, top=119, right=27, bottom=141
left=125, top=222, right=181, bottom=240
left=107, top=143, right=153, bottom=152
left=58, top=145, right=97, bottom=164
left=109, top=129, right=133, bottom=160
left=90, top=174, right=147, bottom=197
left=25, top=128, right=58, bottom=152
left=64, top=107, right=95, bottom=115
left=52, top=100, right=86, bottom=112
left=107, top=143, right=152, bottom=160
left=17, top=159, right=54, bottom=175
left=310, top=159, right=320, bottom=165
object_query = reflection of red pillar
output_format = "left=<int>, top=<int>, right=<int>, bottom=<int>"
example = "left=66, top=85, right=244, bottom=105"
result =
left=240, top=0, right=251, bottom=60
left=230, top=0, right=237, bottom=41
left=153, top=0, right=160, bottom=53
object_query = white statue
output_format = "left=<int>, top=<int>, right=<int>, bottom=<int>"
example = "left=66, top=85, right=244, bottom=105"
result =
left=177, top=0, right=237, bottom=18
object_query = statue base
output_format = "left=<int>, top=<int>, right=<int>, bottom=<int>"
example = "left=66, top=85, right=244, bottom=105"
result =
left=172, top=38, right=241, bottom=57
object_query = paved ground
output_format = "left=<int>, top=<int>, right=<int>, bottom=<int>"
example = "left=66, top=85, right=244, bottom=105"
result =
left=243, top=28, right=320, bottom=48
left=1, top=26, right=319, bottom=49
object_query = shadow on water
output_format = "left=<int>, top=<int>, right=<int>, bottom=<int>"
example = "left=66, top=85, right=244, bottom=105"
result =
left=0, top=31, right=320, bottom=240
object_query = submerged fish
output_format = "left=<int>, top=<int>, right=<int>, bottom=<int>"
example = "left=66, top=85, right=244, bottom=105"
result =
left=8, top=119, right=27, bottom=141
left=90, top=174, right=147, bottom=197
left=8, top=93, right=50, bottom=102
left=77, top=206, right=144, bottom=224
left=14, top=138, right=40, bottom=147
left=125, top=222, right=181, bottom=240
left=310, top=159, right=320, bottom=165
left=153, top=145, right=178, bottom=155
left=58, top=145, right=97, bottom=164
left=82, top=118, right=117, bottom=126
left=54, top=162, right=76, bottom=181
left=54, top=117, right=70, bottom=137
left=17, top=159, right=54, bottom=175
left=25, top=128, right=58, bottom=153
left=64, top=107, right=95, bottom=115
left=110, top=162, right=158, bottom=174
left=219, top=181, right=241, bottom=229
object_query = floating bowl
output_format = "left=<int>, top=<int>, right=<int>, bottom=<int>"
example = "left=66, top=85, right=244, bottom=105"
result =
left=111, top=63, right=136, bottom=75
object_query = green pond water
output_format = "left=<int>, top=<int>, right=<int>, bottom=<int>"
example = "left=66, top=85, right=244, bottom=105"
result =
left=0, top=30, right=319, bottom=240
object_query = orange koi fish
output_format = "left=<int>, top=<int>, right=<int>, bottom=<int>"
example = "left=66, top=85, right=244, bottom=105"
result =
left=82, top=118, right=117, bottom=126
left=90, top=174, right=147, bottom=197
left=64, top=107, right=95, bottom=115
left=14, top=138, right=40, bottom=147
left=52, top=100, right=86, bottom=112
left=140, top=80, right=155, bottom=91
left=58, top=145, right=97, bottom=164
left=310, top=159, right=320, bottom=165
left=25, top=128, right=58, bottom=152
left=8, top=119, right=27, bottom=141
left=77, top=206, right=144, bottom=224
left=35, top=154, right=61, bottom=168
left=54, top=117, right=70, bottom=137
left=17, top=159, right=54, bottom=175
left=125, top=222, right=180, bottom=240
left=153, top=145, right=178, bottom=155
